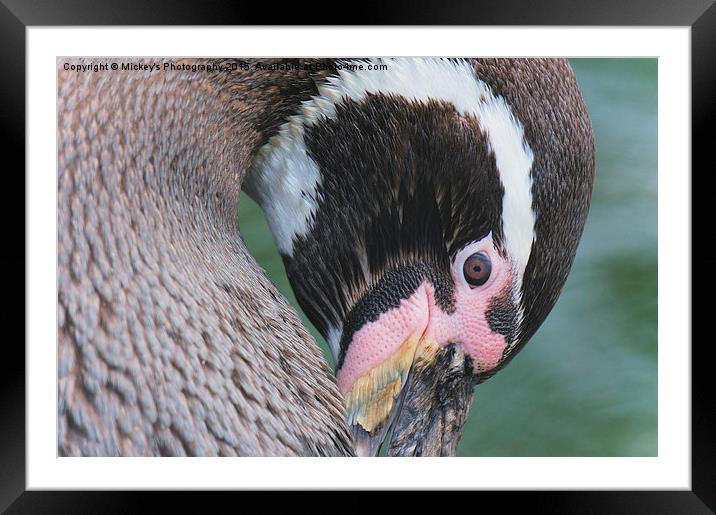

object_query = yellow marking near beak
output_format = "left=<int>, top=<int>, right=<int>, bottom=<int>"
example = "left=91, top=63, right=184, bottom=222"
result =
left=344, top=333, right=440, bottom=433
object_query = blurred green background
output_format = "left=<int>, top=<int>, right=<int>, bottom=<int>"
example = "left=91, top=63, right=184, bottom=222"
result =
left=238, top=59, right=657, bottom=456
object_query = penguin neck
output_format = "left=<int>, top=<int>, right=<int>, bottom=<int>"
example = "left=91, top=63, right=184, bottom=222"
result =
left=57, top=58, right=357, bottom=456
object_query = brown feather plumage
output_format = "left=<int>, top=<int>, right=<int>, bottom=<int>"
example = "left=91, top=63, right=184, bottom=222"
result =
left=57, top=58, right=354, bottom=456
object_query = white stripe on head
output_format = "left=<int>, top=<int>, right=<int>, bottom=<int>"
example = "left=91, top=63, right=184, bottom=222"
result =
left=245, top=121, right=323, bottom=256
left=248, top=58, right=536, bottom=278
left=324, top=323, right=343, bottom=363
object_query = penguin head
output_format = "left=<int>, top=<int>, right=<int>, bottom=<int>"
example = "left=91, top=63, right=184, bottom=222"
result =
left=247, top=58, right=595, bottom=456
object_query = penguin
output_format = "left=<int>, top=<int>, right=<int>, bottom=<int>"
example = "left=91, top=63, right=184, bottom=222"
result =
left=246, top=58, right=595, bottom=456
left=57, top=57, right=594, bottom=457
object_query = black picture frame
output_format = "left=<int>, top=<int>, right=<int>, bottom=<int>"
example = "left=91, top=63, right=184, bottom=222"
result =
left=3, top=0, right=712, bottom=511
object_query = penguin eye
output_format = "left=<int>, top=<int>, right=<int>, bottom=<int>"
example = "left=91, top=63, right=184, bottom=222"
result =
left=463, top=252, right=492, bottom=287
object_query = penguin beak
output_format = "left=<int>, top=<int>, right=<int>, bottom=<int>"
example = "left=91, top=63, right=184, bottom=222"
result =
left=346, top=336, right=476, bottom=457
left=383, top=344, right=476, bottom=456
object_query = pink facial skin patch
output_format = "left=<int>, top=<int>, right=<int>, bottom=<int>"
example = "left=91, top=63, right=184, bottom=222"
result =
left=336, top=235, right=515, bottom=397
left=336, top=285, right=430, bottom=395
